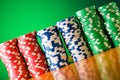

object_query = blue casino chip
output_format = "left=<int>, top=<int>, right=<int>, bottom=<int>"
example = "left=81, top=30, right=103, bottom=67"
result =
left=56, top=17, right=92, bottom=62
left=37, top=26, right=69, bottom=70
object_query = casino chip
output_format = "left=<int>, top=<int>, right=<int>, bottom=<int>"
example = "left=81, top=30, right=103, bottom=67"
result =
left=56, top=16, right=92, bottom=62
left=98, top=2, right=120, bottom=47
left=0, top=39, right=30, bottom=80
left=17, top=31, right=49, bottom=79
left=37, top=26, right=69, bottom=71
left=76, top=5, right=112, bottom=54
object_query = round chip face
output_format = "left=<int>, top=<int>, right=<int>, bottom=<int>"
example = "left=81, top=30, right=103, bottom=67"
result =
left=56, top=17, right=92, bottom=62
left=17, top=31, right=49, bottom=78
left=0, top=39, right=30, bottom=80
left=37, top=26, right=69, bottom=70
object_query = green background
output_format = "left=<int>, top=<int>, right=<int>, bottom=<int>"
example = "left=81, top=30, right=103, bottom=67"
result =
left=0, top=0, right=120, bottom=79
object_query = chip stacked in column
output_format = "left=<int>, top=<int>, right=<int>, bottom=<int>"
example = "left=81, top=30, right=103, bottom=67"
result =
left=37, top=26, right=69, bottom=71
left=0, top=39, right=30, bottom=80
left=17, top=32, right=49, bottom=79
left=98, top=2, right=120, bottom=47
left=56, top=17, right=92, bottom=62
left=76, top=6, right=112, bottom=54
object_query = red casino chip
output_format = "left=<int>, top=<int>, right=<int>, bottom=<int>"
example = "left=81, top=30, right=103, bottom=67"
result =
left=0, top=39, right=30, bottom=80
left=17, top=31, right=49, bottom=79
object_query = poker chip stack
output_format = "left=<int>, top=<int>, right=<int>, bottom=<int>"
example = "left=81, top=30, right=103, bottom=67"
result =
left=17, top=31, right=49, bottom=79
left=76, top=6, right=112, bottom=54
left=98, top=2, right=120, bottom=47
left=0, top=39, right=30, bottom=80
left=37, top=26, right=69, bottom=71
left=56, top=16, right=92, bottom=62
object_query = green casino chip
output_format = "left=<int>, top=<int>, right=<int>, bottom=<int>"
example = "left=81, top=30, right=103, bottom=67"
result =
left=90, top=43, right=111, bottom=54
left=76, top=4, right=112, bottom=55
left=110, top=32, right=120, bottom=47
left=77, top=12, right=97, bottom=20
left=99, top=6, right=119, bottom=14
left=80, top=16, right=100, bottom=24
left=104, top=22, right=120, bottom=34
left=76, top=5, right=95, bottom=18
left=83, top=24, right=102, bottom=31
left=88, top=35, right=111, bottom=46
left=84, top=29, right=106, bottom=40
left=104, top=17, right=120, bottom=24
left=101, top=11, right=120, bottom=17
left=89, top=38, right=111, bottom=54
left=81, top=20, right=101, bottom=27
left=98, top=2, right=118, bottom=12
left=102, top=12, right=120, bottom=21
left=110, top=32, right=120, bottom=39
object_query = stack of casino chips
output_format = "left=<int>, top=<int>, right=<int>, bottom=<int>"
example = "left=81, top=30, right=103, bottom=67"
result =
left=0, top=39, right=30, bottom=80
left=56, top=17, right=92, bottom=62
left=98, top=2, right=120, bottom=47
left=37, top=26, right=69, bottom=71
left=17, top=31, right=49, bottom=79
left=76, top=6, right=112, bottom=54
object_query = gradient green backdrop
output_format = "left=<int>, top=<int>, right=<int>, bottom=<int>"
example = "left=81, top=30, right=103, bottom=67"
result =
left=0, top=0, right=120, bottom=79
